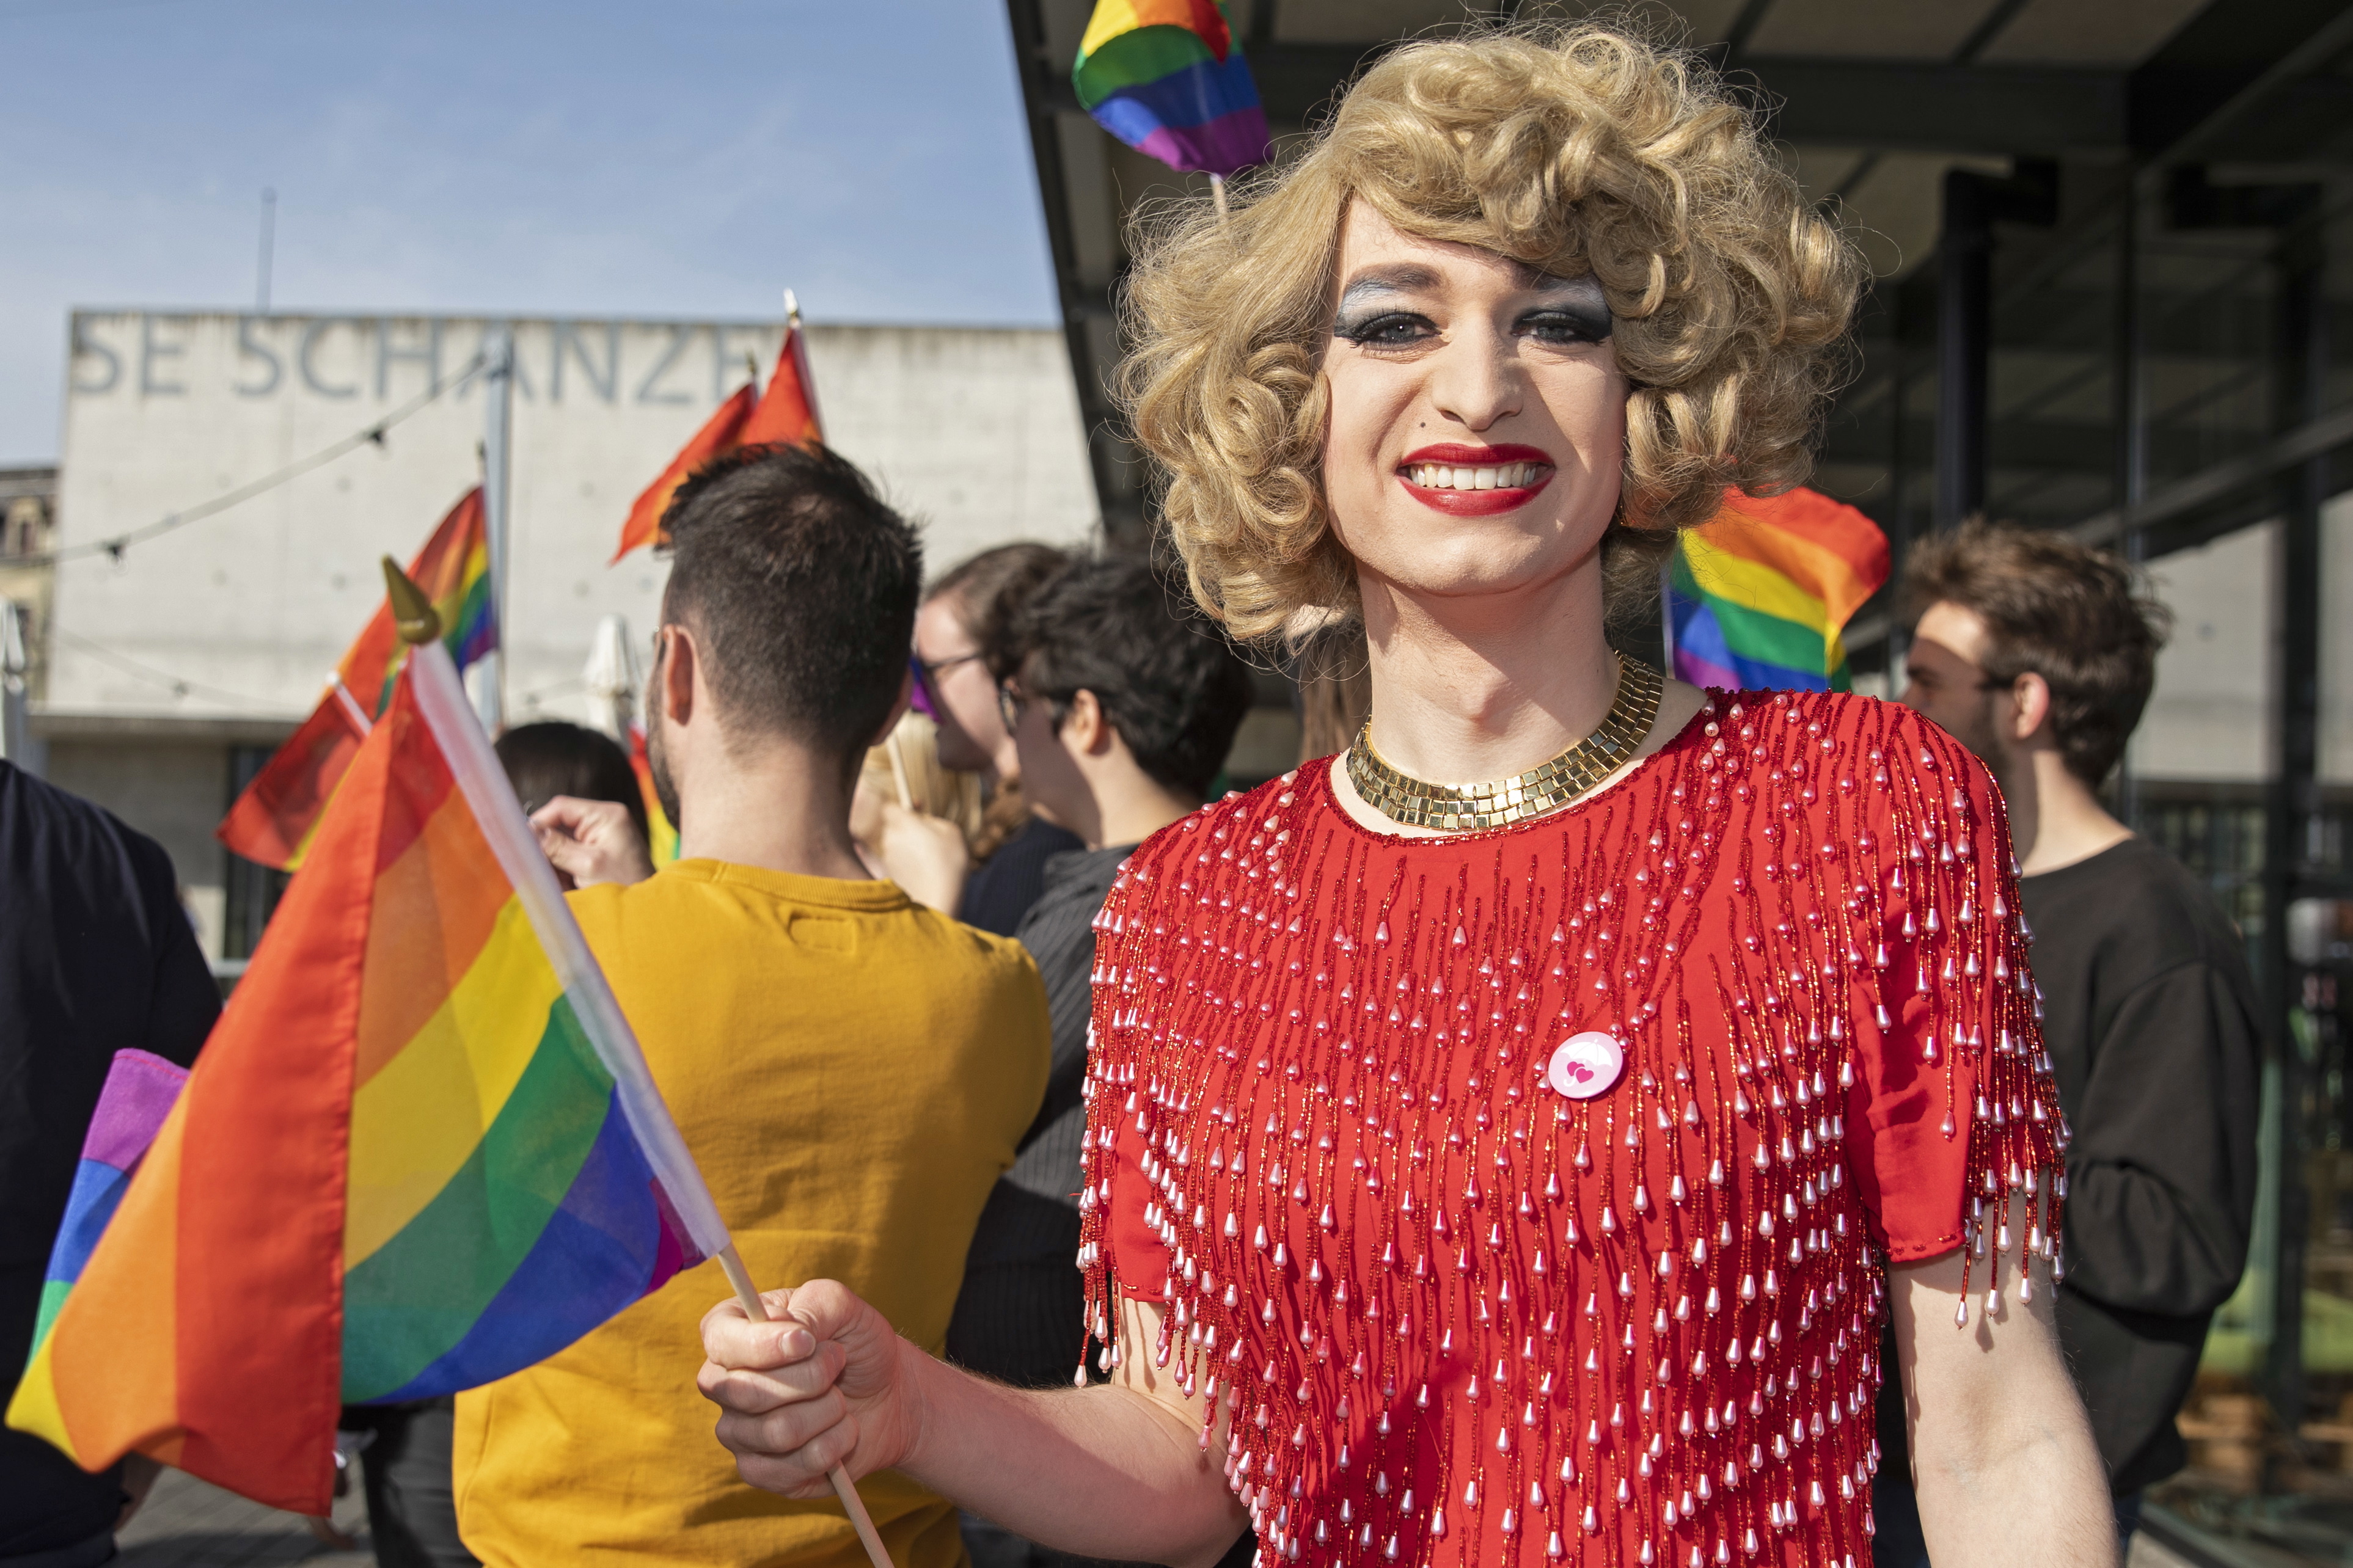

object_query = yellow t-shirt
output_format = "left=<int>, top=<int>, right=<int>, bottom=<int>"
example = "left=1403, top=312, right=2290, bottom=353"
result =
left=453, top=861, right=1049, bottom=1568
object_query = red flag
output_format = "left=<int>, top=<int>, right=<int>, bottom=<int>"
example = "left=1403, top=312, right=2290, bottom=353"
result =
left=612, top=316, right=825, bottom=563
left=218, top=490, right=492, bottom=871
left=609, top=384, right=755, bottom=564
left=741, top=318, right=824, bottom=448
left=214, top=688, right=370, bottom=872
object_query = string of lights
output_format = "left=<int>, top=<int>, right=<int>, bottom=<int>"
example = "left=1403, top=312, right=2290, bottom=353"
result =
left=49, top=624, right=281, bottom=712
left=22, top=351, right=488, bottom=569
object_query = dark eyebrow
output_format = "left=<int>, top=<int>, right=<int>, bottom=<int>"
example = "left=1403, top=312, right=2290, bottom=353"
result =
left=1336, top=263, right=1443, bottom=309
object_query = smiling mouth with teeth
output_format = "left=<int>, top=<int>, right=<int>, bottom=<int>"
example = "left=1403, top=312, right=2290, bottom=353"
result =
left=1402, top=461, right=1550, bottom=490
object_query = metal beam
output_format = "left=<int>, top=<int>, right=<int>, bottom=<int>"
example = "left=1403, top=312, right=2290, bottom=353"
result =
left=1744, top=59, right=2126, bottom=153
left=1226, top=47, right=2137, bottom=153
left=2065, top=403, right=2353, bottom=547
left=1005, top=0, right=1147, bottom=541
left=1823, top=414, right=2279, bottom=477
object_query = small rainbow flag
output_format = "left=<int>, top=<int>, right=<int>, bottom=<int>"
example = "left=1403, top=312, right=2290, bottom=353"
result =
left=628, top=723, right=681, bottom=864
left=340, top=489, right=497, bottom=717
left=1665, top=486, right=1890, bottom=693
left=613, top=311, right=823, bottom=562
left=1074, top=1, right=1270, bottom=178
left=219, top=489, right=496, bottom=870
left=13, top=624, right=731, bottom=1515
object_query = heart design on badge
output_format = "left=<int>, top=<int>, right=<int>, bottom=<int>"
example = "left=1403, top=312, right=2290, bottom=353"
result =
left=1546, top=1031, right=1626, bottom=1101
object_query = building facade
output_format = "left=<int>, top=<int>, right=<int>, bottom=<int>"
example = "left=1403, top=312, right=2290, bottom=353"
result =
left=38, top=310, right=1098, bottom=961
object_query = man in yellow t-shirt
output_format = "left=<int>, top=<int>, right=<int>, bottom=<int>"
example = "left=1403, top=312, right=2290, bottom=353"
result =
left=453, top=444, right=1049, bottom=1568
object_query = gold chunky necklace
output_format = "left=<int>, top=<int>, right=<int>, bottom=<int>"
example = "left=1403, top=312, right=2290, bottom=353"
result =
left=1346, top=654, right=1665, bottom=831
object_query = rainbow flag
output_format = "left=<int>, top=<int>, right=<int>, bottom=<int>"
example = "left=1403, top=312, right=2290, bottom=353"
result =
left=25, top=1051, right=188, bottom=1369
left=613, top=314, right=822, bottom=561
left=13, top=630, right=731, bottom=1515
left=628, top=724, right=681, bottom=864
left=340, top=489, right=496, bottom=717
left=219, top=489, right=496, bottom=870
left=1666, top=486, right=1890, bottom=693
left=1074, top=1, right=1270, bottom=178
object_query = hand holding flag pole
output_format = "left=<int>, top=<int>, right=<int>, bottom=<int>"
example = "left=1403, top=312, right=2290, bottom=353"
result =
left=711, top=1256, right=898, bottom=1568
left=382, top=562, right=896, bottom=1568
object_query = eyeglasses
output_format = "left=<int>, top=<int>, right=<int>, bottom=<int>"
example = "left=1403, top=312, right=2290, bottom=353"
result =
left=995, top=682, right=1030, bottom=734
left=1904, top=664, right=2008, bottom=698
left=910, top=650, right=986, bottom=716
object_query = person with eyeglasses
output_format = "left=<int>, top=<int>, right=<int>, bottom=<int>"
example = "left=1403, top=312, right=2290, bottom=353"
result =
left=912, top=544, right=1083, bottom=936
left=1876, top=519, right=2260, bottom=1566
left=947, top=555, right=1256, bottom=1568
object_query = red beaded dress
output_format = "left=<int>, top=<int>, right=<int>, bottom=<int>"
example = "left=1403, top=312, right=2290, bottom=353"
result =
left=1075, top=688, right=2067, bottom=1568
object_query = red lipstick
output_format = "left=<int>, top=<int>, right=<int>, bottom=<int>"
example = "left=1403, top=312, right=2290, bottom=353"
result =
left=1396, top=443, right=1556, bottom=517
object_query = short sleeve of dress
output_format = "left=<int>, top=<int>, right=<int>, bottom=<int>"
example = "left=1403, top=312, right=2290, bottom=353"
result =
left=1841, top=710, right=2068, bottom=1269
left=1078, top=842, right=1182, bottom=1316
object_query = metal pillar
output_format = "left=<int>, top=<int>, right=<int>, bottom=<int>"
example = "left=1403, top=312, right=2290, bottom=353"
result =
left=2113, top=178, right=2147, bottom=828
left=1933, top=162, right=2058, bottom=530
left=2265, top=192, right=2327, bottom=1425
left=0, top=601, right=27, bottom=765
left=475, top=324, right=514, bottom=735
left=1935, top=172, right=1994, bottom=529
left=2161, top=164, right=2332, bottom=1421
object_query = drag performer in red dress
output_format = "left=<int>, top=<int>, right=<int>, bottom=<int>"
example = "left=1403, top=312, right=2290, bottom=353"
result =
left=698, top=21, right=2117, bottom=1568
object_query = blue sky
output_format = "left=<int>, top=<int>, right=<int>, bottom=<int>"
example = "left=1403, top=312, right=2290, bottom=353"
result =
left=0, top=0, right=1061, bottom=463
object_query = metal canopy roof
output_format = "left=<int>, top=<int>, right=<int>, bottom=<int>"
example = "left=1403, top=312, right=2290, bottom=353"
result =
left=1005, top=0, right=2353, bottom=549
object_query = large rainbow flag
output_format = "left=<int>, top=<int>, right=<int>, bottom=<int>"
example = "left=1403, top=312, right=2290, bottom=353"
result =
left=219, top=489, right=496, bottom=870
left=13, top=614, right=731, bottom=1515
left=1665, top=486, right=1890, bottom=693
left=613, top=310, right=823, bottom=562
left=1074, top=1, right=1270, bottom=178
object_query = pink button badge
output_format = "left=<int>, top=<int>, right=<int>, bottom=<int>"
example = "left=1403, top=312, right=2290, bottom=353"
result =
left=1546, top=1031, right=1626, bottom=1101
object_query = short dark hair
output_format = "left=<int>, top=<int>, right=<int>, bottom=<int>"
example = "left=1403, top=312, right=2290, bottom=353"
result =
left=927, top=542, right=1069, bottom=648
left=1901, top=520, right=2172, bottom=786
left=660, top=444, right=922, bottom=764
left=993, top=556, right=1256, bottom=800
left=495, top=721, right=649, bottom=847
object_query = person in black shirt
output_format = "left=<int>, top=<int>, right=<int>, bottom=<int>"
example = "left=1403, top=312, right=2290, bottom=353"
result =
left=945, top=557, right=1253, bottom=1568
left=1877, top=521, right=2261, bottom=1563
left=0, top=760, right=219, bottom=1564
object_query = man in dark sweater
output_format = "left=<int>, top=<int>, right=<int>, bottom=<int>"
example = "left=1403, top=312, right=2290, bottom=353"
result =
left=0, top=760, right=219, bottom=1564
left=1875, top=522, right=2261, bottom=1564
left=943, top=557, right=1253, bottom=1568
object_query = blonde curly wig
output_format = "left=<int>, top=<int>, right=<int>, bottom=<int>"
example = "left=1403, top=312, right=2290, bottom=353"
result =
left=1120, top=21, right=1864, bottom=641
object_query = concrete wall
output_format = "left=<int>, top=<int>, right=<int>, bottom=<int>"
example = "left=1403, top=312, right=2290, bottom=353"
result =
left=42, top=732, right=236, bottom=955
left=48, top=311, right=1097, bottom=729
left=2131, top=493, right=2353, bottom=786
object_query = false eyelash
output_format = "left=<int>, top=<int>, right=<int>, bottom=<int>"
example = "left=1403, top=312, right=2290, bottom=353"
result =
left=1522, top=309, right=1612, bottom=344
left=1331, top=311, right=1432, bottom=346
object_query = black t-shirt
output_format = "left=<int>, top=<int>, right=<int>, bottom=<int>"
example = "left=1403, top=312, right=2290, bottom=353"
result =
left=1877, top=834, right=2261, bottom=1498
left=0, top=761, right=219, bottom=1555
left=956, top=815, right=1085, bottom=938
left=2027, top=836, right=2262, bottom=1492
